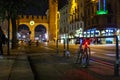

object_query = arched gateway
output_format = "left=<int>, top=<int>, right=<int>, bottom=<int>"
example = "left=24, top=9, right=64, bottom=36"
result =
left=18, top=15, right=48, bottom=41
left=16, top=0, right=58, bottom=41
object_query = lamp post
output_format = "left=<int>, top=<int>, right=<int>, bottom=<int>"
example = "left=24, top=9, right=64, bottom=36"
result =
left=67, top=13, right=74, bottom=50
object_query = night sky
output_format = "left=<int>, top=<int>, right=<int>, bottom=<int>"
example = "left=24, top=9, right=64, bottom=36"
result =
left=19, top=0, right=68, bottom=16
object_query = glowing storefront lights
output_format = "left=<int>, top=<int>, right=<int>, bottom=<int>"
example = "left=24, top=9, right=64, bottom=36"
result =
left=17, top=33, right=21, bottom=37
left=75, top=28, right=83, bottom=37
left=45, top=33, right=48, bottom=39
left=22, top=35, right=26, bottom=38
left=117, top=29, right=120, bottom=35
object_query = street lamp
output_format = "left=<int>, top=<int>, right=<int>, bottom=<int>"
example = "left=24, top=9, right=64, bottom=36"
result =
left=66, top=13, right=73, bottom=50
left=91, top=0, right=98, bottom=3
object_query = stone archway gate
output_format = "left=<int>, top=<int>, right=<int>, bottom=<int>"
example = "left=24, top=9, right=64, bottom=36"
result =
left=17, top=15, right=48, bottom=40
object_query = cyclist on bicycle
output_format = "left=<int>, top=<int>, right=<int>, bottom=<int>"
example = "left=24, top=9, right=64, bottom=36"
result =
left=81, top=38, right=90, bottom=66
left=75, top=38, right=90, bottom=65
left=78, top=38, right=90, bottom=53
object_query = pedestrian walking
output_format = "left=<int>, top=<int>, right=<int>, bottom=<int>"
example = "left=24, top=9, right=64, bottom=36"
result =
left=0, top=26, right=6, bottom=56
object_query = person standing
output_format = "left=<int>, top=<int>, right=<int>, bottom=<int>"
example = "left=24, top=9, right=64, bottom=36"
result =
left=0, top=26, right=6, bottom=56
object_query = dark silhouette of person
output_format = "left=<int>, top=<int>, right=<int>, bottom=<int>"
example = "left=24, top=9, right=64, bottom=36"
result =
left=36, top=40, right=39, bottom=46
left=28, top=40, right=32, bottom=46
left=0, top=26, right=6, bottom=55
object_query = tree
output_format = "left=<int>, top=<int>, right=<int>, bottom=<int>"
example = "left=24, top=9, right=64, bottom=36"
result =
left=0, top=0, right=28, bottom=49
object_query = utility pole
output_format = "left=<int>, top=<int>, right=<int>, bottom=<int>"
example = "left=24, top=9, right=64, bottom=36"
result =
left=114, top=0, right=119, bottom=77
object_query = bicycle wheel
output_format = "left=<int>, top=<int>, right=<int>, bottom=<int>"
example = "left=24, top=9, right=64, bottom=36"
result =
left=87, top=47, right=91, bottom=65
left=78, top=52, right=84, bottom=65
left=73, top=50, right=83, bottom=64
left=73, top=52, right=79, bottom=63
left=83, top=47, right=91, bottom=66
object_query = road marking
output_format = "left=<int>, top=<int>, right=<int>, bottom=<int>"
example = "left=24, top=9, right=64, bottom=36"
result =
left=105, top=54, right=120, bottom=57
left=45, top=47, right=55, bottom=50
left=91, top=51, right=96, bottom=54
left=41, top=46, right=55, bottom=50
left=27, top=53, right=50, bottom=56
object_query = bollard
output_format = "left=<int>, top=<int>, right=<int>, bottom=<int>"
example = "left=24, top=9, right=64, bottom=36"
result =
left=114, top=35, right=119, bottom=76
left=67, top=38, right=69, bottom=51
left=56, top=39, right=59, bottom=54
left=63, top=39, right=66, bottom=56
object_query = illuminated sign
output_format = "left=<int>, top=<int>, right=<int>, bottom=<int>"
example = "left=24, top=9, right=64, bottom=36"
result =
left=96, top=0, right=108, bottom=15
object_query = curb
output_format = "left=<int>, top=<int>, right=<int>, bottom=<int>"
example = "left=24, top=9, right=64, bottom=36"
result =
left=8, top=54, right=34, bottom=80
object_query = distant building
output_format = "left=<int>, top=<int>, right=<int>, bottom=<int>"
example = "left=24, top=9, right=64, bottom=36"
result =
left=59, top=5, right=69, bottom=43
left=59, top=0, right=84, bottom=44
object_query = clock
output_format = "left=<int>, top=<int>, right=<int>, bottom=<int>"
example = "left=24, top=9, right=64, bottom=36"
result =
left=30, top=20, right=35, bottom=25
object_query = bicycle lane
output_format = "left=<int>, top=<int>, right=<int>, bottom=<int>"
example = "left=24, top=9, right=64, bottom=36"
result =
left=61, top=68, right=100, bottom=80
left=49, top=54, right=101, bottom=80
left=55, top=53, right=117, bottom=80
left=41, top=44, right=119, bottom=80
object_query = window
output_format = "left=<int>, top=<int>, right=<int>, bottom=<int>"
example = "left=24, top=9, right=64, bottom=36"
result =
left=107, top=16, right=112, bottom=23
left=107, top=3, right=113, bottom=14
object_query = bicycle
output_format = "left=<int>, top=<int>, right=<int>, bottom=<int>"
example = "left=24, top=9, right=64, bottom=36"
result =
left=74, top=40, right=91, bottom=67
left=80, top=46, right=90, bottom=67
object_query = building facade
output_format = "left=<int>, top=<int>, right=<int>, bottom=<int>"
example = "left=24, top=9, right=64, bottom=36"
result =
left=59, top=0, right=84, bottom=44
left=59, top=5, right=69, bottom=43
left=84, top=0, right=120, bottom=43
left=49, top=0, right=58, bottom=41
left=59, top=0, right=120, bottom=44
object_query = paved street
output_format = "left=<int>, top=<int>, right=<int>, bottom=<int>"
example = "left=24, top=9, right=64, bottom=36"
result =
left=27, top=45, right=100, bottom=80
left=0, top=0, right=120, bottom=80
left=0, top=43, right=120, bottom=80
left=26, top=43, right=120, bottom=80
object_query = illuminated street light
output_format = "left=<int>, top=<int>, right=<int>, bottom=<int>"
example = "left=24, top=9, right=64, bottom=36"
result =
left=91, top=0, right=98, bottom=3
